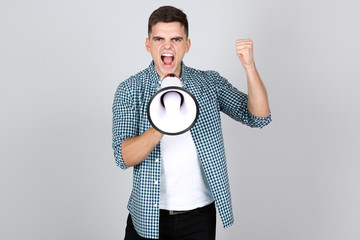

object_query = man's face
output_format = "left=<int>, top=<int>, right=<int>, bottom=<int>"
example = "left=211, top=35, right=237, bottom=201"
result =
left=146, top=22, right=191, bottom=78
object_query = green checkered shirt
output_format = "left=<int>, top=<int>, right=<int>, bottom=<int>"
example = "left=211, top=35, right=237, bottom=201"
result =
left=112, top=62, right=271, bottom=239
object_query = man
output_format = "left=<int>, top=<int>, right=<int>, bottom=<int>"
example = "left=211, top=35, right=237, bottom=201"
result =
left=113, top=6, right=271, bottom=240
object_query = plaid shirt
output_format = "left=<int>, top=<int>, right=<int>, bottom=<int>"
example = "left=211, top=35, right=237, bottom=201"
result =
left=112, top=62, right=271, bottom=239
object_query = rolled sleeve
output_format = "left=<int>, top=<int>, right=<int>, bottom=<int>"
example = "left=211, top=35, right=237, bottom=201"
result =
left=247, top=111, right=272, bottom=128
left=112, top=82, right=138, bottom=170
left=212, top=71, right=272, bottom=128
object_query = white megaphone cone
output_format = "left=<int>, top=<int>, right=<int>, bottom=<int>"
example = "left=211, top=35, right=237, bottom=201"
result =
left=147, top=74, right=199, bottom=135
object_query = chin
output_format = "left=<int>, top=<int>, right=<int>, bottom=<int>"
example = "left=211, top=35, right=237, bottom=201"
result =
left=160, top=67, right=175, bottom=75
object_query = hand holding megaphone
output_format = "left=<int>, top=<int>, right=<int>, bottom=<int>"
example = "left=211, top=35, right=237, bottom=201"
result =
left=147, top=74, right=199, bottom=135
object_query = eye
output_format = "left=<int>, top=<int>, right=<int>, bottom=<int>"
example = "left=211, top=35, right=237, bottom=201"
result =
left=153, top=37, right=163, bottom=41
left=172, top=38, right=182, bottom=42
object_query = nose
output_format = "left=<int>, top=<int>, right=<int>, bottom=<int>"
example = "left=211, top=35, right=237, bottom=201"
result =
left=163, top=39, right=173, bottom=50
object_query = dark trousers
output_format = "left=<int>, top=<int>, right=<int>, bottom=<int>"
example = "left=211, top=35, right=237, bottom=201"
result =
left=124, top=202, right=216, bottom=240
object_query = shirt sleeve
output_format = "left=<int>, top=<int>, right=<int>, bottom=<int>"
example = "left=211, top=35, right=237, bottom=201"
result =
left=212, top=71, right=272, bottom=128
left=112, top=81, right=138, bottom=169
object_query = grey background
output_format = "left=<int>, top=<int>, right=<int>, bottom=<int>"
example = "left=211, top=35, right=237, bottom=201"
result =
left=1, top=0, right=359, bottom=239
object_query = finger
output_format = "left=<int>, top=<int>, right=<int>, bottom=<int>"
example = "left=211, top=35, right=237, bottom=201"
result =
left=236, top=40, right=253, bottom=48
left=236, top=39, right=253, bottom=45
left=236, top=43, right=253, bottom=49
left=236, top=44, right=253, bottom=53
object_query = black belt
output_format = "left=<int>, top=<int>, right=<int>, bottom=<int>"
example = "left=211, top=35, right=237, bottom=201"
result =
left=160, top=202, right=215, bottom=216
left=161, top=209, right=189, bottom=215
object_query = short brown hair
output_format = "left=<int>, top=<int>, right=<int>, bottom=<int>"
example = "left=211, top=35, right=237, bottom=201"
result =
left=148, top=6, right=189, bottom=38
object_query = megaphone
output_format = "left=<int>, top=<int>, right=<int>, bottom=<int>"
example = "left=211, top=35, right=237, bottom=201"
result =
left=147, top=74, right=199, bottom=135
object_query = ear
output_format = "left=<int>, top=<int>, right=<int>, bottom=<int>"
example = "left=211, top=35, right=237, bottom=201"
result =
left=185, top=38, right=191, bottom=53
left=146, top=38, right=150, bottom=52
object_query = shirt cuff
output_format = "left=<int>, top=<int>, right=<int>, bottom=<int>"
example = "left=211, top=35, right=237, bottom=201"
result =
left=248, top=111, right=272, bottom=129
left=113, top=137, right=131, bottom=170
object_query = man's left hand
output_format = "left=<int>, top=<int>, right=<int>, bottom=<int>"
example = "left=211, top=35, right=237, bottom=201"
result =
left=236, top=39, right=255, bottom=69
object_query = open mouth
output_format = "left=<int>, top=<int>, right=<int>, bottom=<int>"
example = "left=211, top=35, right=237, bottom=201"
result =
left=161, top=53, right=174, bottom=66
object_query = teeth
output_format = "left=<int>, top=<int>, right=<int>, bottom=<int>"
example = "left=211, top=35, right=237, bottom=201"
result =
left=162, top=53, right=173, bottom=57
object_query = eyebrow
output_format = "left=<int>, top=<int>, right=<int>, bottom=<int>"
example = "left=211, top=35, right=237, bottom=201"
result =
left=152, top=36, right=184, bottom=41
left=172, top=37, right=183, bottom=41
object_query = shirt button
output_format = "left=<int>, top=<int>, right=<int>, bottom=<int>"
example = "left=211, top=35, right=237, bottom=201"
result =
left=154, top=204, right=158, bottom=208
left=154, top=181, right=158, bottom=185
left=155, top=159, right=159, bottom=163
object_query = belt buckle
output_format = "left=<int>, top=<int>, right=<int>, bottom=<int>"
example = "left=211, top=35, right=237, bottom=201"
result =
left=169, top=210, right=187, bottom=215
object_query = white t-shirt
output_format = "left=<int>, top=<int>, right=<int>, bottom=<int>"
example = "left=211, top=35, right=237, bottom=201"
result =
left=160, top=131, right=214, bottom=210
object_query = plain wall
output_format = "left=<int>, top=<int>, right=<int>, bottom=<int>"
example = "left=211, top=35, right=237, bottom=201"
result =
left=1, top=0, right=359, bottom=239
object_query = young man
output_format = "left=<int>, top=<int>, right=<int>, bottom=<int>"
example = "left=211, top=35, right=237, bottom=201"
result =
left=112, top=6, right=271, bottom=240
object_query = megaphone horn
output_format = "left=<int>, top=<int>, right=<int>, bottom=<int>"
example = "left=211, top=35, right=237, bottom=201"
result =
left=147, top=74, right=199, bottom=135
